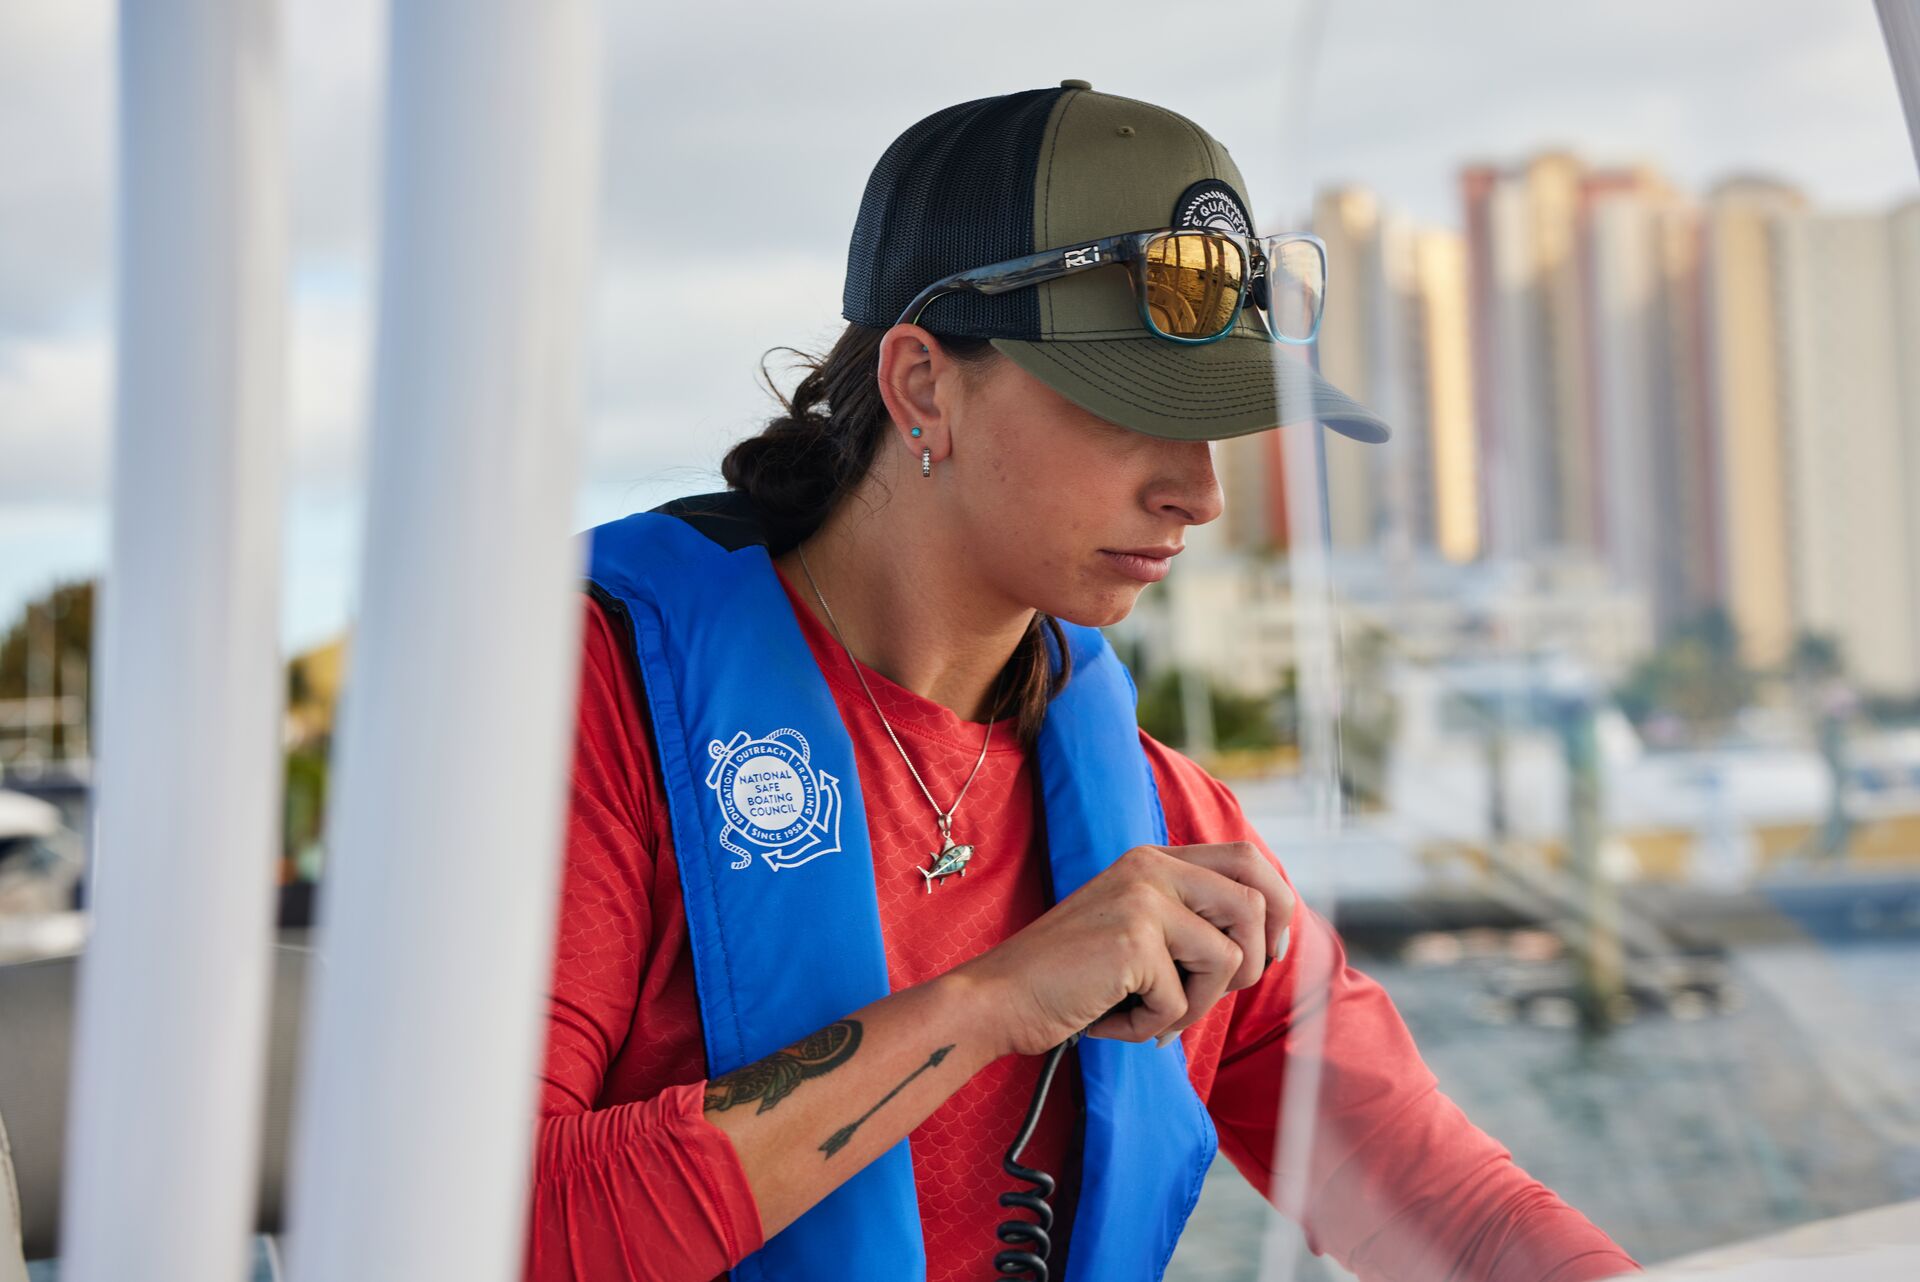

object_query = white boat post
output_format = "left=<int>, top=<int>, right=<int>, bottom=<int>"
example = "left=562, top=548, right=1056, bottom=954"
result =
left=1258, top=12, right=1347, bottom=1270
left=279, top=3, right=599, bottom=1280
left=61, top=3, right=287, bottom=1280
left=1877, top=0, right=1920, bottom=172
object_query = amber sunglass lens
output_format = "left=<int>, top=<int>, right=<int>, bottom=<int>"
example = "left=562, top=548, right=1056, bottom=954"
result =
left=1143, top=232, right=1246, bottom=339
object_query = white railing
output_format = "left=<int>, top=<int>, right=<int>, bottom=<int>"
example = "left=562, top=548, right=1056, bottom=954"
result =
left=278, top=3, right=598, bottom=1280
left=61, top=4, right=288, bottom=1281
left=1878, top=0, right=1920, bottom=173
left=59, top=3, right=598, bottom=1281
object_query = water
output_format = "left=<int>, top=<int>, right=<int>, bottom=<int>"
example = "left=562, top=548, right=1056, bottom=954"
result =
left=1168, top=938, right=1920, bottom=1280
left=18, top=941, right=1913, bottom=1278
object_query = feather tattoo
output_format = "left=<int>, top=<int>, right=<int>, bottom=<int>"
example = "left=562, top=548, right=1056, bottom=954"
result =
left=704, top=1020, right=864, bottom=1115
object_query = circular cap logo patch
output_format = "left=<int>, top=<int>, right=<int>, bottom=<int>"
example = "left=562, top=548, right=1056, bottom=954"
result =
left=1171, top=178, right=1254, bottom=238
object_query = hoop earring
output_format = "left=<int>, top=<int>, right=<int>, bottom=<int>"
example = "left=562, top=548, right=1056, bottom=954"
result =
left=921, top=447, right=932, bottom=478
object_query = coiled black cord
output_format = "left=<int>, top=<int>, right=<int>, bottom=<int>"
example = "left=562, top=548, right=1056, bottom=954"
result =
left=990, top=975, right=1187, bottom=1278
left=991, top=1029, right=1082, bottom=1280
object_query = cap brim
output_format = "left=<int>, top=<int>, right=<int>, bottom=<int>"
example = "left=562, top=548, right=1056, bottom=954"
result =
left=987, top=331, right=1392, bottom=445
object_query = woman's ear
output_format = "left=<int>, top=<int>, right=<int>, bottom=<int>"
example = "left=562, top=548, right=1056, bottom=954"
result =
left=876, top=325, right=952, bottom=464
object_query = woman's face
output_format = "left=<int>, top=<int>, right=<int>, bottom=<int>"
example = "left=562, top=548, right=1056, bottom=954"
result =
left=908, top=336, right=1226, bottom=629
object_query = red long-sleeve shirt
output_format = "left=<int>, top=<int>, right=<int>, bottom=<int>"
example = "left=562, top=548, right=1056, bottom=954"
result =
left=523, top=568, right=1643, bottom=1282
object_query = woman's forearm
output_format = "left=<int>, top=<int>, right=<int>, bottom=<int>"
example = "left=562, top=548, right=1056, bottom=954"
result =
left=703, top=966, right=1011, bottom=1242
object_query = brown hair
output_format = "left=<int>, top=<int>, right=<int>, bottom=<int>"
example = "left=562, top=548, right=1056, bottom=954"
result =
left=721, top=321, right=1071, bottom=744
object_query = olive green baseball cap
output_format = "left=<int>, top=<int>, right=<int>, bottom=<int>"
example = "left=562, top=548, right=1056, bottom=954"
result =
left=841, top=80, right=1390, bottom=445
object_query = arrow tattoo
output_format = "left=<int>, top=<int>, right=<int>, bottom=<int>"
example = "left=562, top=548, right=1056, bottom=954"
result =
left=819, top=1044, right=954, bottom=1158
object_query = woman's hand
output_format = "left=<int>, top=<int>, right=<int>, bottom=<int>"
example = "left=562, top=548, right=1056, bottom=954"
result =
left=952, top=842, right=1297, bottom=1058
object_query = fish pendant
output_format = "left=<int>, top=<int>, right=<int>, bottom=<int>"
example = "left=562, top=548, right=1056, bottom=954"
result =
left=920, top=820, right=974, bottom=893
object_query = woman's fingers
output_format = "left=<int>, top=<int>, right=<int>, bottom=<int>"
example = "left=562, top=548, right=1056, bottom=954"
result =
left=1085, top=938, right=1185, bottom=1043
left=1154, top=841, right=1295, bottom=976
left=1121, top=851, right=1261, bottom=993
left=1154, top=898, right=1244, bottom=1041
left=1085, top=893, right=1242, bottom=1045
left=978, top=840, right=1300, bottom=1055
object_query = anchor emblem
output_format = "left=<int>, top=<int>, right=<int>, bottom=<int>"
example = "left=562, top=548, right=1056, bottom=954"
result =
left=704, top=727, right=844, bottom=873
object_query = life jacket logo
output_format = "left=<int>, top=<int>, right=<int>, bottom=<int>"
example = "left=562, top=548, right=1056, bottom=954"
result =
left=1170, top=177, right=1254, bottom=238
left=705, top=728, right=844, bottom=872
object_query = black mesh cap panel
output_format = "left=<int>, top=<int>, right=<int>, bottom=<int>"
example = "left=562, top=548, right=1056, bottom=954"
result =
left=841, top=87, right=1063, bottom=340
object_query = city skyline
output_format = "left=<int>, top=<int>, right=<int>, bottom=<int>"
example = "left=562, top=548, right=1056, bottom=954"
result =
left=1209, top=148, right=1920, bottom=701
left=7, top=147, right=1919, bottom=658
left=2, top=1, right=1916, bottom=650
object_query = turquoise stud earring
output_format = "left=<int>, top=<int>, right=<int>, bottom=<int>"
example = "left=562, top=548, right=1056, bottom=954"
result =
left=910, top=426, right=923, bottom=438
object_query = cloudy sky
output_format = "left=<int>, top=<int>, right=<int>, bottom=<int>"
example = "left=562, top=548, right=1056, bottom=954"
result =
left=1, top=0, right=1914, bottom=648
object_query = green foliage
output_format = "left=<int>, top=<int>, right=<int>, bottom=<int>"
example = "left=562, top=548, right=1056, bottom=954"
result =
left=1787, top=630, right=1844, bottom=683
left=284, top=742, right=330, bottom=872
left=1135, top=667, right=1284, bottom=753
left=0, top=579, right=96, bottom=761
left=1338, top=622, right=1399, bottom=810
left=1614, top=605, right=1757, bottom=740
left=2, top=577, right=336, bottom=874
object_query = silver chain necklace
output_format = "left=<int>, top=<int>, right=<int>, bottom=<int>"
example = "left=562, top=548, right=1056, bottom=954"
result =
left=795, top=543, right=996, bottom=892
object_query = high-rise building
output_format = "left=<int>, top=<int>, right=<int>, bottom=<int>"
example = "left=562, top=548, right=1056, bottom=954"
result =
left=1893, top=201, right=1920, bottom=668
left=1412, top=228, right=1480, bottom=564
left=1464, top=163, right=1558, bottom=560
left=1581, top=166, right=1718, bottom=636
left=1702, top=178, right=1805, bottom=671
left=1525, top=153, right=1601, bottom=554
left=1774, top=208, right=1919, bottom=692
left=1212, top=423, right=1288, bottom=555
left=1583, top=169, right=1668, bottom=621
left=1314, top=186, right=1388, bottom=552
left=1655, top=199, right=1720, bottom=629
left=1311, top=186, right=1470, bottom=565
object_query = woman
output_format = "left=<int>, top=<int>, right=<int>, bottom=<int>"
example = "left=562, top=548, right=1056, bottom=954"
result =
left=524, top=82, right=1642, bottom=1282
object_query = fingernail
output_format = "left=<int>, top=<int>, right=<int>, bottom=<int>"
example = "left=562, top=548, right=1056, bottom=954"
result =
left=1274, top=927, right=1291, bottom=964
left=1155, top=1030, right=1178, bottom=1049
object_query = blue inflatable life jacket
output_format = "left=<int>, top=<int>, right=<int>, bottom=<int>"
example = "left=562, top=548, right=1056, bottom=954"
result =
left=581, top=493, right=1217, bottom=1280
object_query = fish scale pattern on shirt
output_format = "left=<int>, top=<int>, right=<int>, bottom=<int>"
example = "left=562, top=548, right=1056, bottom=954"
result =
left=791, top=569, right=1087, bottom=1272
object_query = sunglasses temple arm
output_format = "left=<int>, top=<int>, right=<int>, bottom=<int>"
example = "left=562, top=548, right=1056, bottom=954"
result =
left=894, top=234, right=1136, bottom=326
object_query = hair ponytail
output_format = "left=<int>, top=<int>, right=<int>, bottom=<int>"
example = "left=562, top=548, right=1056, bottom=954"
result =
left=722, top=321, right=1072, bottom=744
